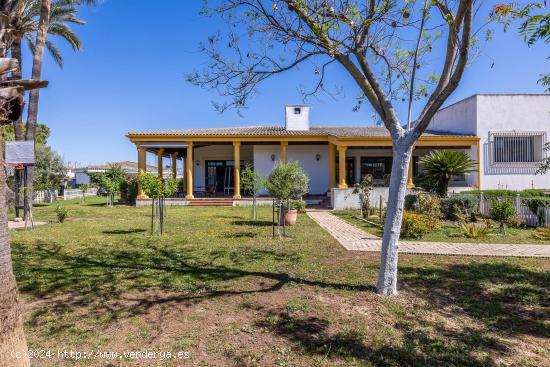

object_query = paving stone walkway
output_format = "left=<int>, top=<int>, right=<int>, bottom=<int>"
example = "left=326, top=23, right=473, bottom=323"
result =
left=307, top=210, right=550, bottom=258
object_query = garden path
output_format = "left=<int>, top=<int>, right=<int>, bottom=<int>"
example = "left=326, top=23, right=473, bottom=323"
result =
left=306, top=210, right=550, bottom=258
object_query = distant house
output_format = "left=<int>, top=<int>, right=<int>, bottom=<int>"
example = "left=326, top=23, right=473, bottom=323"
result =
left=68, top=161, right=163, bottom=188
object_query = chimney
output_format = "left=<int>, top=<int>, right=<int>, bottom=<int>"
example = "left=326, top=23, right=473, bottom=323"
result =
left=285, top=105, right=310, bottom=131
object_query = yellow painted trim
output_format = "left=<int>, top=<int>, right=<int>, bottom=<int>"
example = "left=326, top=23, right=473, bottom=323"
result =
left=128, top=133, right=479, bottom=147
left=233, top=141, right=241, bottom=199
left=280, top=141, right=288, bottom=163
left=137, top=146, right=147, bottom=199
left=407, top=148, right=415, bottom=189
left=171, top=152, right=178, bottom=179
left=186, top=142, right=194, bottom=199
left=337, top=145, right=348, bottom=188
left=328, top=143, right=336, bottom=190
left=157, top=148, right=164, bottom=178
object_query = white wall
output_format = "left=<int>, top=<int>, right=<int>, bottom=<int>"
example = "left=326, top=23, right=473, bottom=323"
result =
left=429, top=95, right=478, bottom=135
left=476, top=95, right=550, bottom=190
left=193, top=145, right=253, bottom=191
left=429, top=94, right=550, bottom=190
left=253, top=145, right=330, bottom=195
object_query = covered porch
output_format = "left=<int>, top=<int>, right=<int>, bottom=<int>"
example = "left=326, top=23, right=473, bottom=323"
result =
left=131, top=134, right=480, bottom=207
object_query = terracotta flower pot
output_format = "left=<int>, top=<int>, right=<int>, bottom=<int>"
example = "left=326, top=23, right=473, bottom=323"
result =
left=284, top=209, right=298, bottom=226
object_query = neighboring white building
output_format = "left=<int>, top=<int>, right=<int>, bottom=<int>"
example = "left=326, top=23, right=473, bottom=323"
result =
left=127, top=94, right=550, bottom=206
left=69, top=161, right=167, bottom=188
left=429, top=94, right=550, bottom=190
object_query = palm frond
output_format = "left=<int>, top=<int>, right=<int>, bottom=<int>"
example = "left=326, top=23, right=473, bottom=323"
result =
left=45, top=39, right=63, bottom=67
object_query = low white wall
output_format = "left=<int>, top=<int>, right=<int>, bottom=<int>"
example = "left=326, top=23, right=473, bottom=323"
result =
left=332, top=187, right=390, bottom=210
left=63, top=188, right=97, bottom=201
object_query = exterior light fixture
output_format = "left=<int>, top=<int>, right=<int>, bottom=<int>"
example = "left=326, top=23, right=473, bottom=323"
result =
left=195, top=160, right=200, bottom=166
left=315, top=154, right=321, bottom=161
left=271, top=154, right=276, bottom=161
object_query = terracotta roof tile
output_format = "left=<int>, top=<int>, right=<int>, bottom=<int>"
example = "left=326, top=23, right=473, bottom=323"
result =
left=128, top=125, right=474, bottom=138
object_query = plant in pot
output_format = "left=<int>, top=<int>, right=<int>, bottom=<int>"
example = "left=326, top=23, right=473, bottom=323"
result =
left=265, top=161, right=309, bottom=237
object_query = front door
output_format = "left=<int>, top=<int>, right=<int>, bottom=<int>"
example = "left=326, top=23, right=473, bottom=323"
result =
left=205, top=160, right=244, bottom=195
left=206, top=160, right=226, bottom=193
left=346, top=157, right=356, bottom=187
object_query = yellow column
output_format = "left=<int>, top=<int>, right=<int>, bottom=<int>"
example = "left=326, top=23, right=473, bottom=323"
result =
left=157, top=148, right=164, bottom=178
left=233, top=141, right=241, bottom=199
left=171, top=152, right=178, bottom=179
left=280, top=141, right=288, bottom=163
left=407, top=147, right=415, bottom=189
left=338, top=145, right=348, bottom=188
left=328, top=143, right=336, bottom=190
left=137, top=146, right=147, bottom=199
left=186, top=142, right=194, bottom=199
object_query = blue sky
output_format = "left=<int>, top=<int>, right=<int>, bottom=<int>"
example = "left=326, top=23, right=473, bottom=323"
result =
left=23, top=1, right=548, bottom=166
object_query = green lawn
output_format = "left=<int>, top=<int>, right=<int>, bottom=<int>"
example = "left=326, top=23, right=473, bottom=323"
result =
left=10, top=197, right=550, bottom=366
left=334, top=209, right=550, bottom=244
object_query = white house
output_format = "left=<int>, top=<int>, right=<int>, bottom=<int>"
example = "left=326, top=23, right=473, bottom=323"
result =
left=127, top=94, right=549, bottom=207
left=429, top=94, right=549, bottom=190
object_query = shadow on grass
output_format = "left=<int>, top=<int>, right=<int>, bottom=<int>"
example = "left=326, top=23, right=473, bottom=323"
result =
left=13, top=241, right=372, bottom=324
left=255, top=310, right=499, bottom=366
left=400, top=261, right=550, bottom=338
left=232, top=220, right=273, bottom=227
left=102, top=229, right=147, bottom=235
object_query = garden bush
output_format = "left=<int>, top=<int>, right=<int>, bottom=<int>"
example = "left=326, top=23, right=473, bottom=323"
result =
left=461, top=222, right=490, bottom=239
left=490, top=199, right=516, bottom=234
left=440, top=194, right=479, bottom=221
left=534, top=226, right=550, bottom=240
left=404, top=192, right=441, bottom=218
left=290, top=199, right=306, bottom=213
left=400, top=211, right=434, bottom=239
left=55, top=204, right=68, bottom=223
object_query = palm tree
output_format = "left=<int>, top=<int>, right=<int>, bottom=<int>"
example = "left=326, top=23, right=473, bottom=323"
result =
left=419, top=150, right=477, bottom=197
left=0, top=1, right=47, bottom=365
left=9, top=0, right=84, bottom=140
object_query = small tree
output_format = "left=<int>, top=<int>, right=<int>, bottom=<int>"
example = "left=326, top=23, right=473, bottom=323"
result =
left=241, top=164, right=264, bottom=220
left=138, top=173, right=177, bottom=235
left=352, top=175, right=373, bottom=219
left=88, top=164, right=125, bottom=206
left=419, top=151, right=476, bottom=197
left=78, top=183, right=88, bottom=202
left=265, top=161, right=309, bottom=237
left=490, top=199, right=516, bottom=235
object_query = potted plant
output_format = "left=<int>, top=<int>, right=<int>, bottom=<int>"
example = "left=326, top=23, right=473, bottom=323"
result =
left=265, top=161, right=309, bottom=236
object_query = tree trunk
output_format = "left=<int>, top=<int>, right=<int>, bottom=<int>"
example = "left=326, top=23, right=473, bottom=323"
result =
left=25, top=0, right=51, bottom=188
left=0, top=133, right=30, bottom=367
left=10, top=38, right=23, bottom=141
left=375, top=144, right=413, bottom=296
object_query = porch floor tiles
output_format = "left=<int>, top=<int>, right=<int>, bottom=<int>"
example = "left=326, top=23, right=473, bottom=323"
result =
left=306, top=210, right=550, bottom=258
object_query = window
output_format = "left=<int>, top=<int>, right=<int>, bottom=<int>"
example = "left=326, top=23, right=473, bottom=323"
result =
left=491, top=132, right=545, bottom=164
left=293, top=107, right=301, bottom=115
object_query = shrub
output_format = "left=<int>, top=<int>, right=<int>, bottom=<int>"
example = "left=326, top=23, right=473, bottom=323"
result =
left=490, top=199, right=516, bottom=234
left=534, top=226, right=550, bottom=240
left=405, top=192, right=441, bottom=219
left=441, top=194, right=479, bottom=221
left=290, top=199, right=306, bottom=213
left=55, top=204, right=68, bottom=223
left=401, top=211, right=434, bottom=239
left=461, top=222, right=490, bottom=239
left=352, top=175, right=373, bottom=218
left=418, top=150, right=476, bottom=197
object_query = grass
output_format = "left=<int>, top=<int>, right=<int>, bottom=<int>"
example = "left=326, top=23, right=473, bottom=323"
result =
left=10, top=197, right=550, bottom=366
left=334, top=209, right=550, bottom=244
